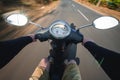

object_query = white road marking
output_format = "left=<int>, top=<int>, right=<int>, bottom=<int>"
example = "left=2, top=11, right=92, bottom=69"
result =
left=77, top=9, right=89, bottom=21
left=72, top=4, right=75, bottom=8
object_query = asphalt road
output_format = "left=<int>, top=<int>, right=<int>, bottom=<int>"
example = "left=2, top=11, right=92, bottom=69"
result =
left=0, top=0, right=120, bottom=80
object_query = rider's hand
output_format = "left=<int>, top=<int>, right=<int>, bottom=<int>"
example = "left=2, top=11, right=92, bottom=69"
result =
left=82, top=37, right=94, bottom=45
left=35, top=32, right=50, bottom=42
left=27, top=34, right=36, bottom=42
left=38, top=58, right=50, bottom=71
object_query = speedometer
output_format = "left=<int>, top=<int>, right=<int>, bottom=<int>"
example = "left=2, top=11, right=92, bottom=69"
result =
left=49, top=20, right=71, bottom=39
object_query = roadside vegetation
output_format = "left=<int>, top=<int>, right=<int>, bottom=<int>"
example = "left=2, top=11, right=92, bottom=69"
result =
left=88, top=0, right=120, bottom=11
left=80, top=0, right=120, bottom=11
left=76, top=0, right=120, bottom=20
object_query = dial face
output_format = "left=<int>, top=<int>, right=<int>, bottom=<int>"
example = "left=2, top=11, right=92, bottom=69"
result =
left=52, top=24, right=68, bottom=36
left=49, top=21, right=71, bottom=39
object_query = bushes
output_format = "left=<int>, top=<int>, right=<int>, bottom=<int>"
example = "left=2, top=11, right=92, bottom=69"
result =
left=106, top=0, right=120, bottom=10
left=107, top=1, right=118, bottom=9
left=88, top=0, right=120, bottom=11
left=88, top=0, right=98, bottom=4
left=35, top=0, right=56, bottom=4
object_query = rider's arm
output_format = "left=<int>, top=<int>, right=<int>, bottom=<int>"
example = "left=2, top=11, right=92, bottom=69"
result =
left=0, top=36, right=34, bottom=69
left=62, top=60, right=82, bottom=80
left=84, top=41, right=120, bottom=63
left=83, top=40, right=120, bottom=79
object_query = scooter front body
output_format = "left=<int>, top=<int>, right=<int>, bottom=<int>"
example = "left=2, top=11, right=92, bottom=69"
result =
left=49, top=38, right=77, bottom=80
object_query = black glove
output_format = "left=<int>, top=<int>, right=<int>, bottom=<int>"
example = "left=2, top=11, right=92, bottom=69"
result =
left=67, top=30, right=83, bottom=44
left=35, top=31, right=50, bottom=42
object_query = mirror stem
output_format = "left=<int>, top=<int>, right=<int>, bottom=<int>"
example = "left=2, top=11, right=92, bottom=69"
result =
left=29, top=21, right=43, bottom=28
left=77, top=24, right=92, bottom=30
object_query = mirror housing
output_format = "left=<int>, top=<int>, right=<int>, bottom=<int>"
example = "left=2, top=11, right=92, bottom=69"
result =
left=93, top=16, right=119, bottom=29
left=6, top=13, right=28, bottom=26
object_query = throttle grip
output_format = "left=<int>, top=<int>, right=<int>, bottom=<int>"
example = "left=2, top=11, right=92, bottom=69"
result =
left=67, top=29, right=83, bottom=44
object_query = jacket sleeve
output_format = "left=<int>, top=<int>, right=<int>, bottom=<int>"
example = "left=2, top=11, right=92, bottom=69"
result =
left=0, top=36, right=33, bottom=69
left=62, top=64, right=82, bottom=80
left=84, top=41, right=120, bottom=80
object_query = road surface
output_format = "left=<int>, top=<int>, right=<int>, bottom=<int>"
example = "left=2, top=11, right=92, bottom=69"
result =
left=0, top=0, right=120, bottom=80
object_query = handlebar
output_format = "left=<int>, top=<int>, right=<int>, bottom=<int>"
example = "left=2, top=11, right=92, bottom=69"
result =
left=35, top=29, right=83, bottom=44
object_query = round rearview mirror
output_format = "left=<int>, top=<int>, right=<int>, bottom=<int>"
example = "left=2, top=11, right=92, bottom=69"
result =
left=93, top=16, right=119, bottom=29
left=6, top=13, right=28, bottom=26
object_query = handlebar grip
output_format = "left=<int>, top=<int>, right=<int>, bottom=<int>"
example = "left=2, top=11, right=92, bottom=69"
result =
left=35, top=31, right=50, bottom=42
left=67, top=30, right=83, bottom=44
